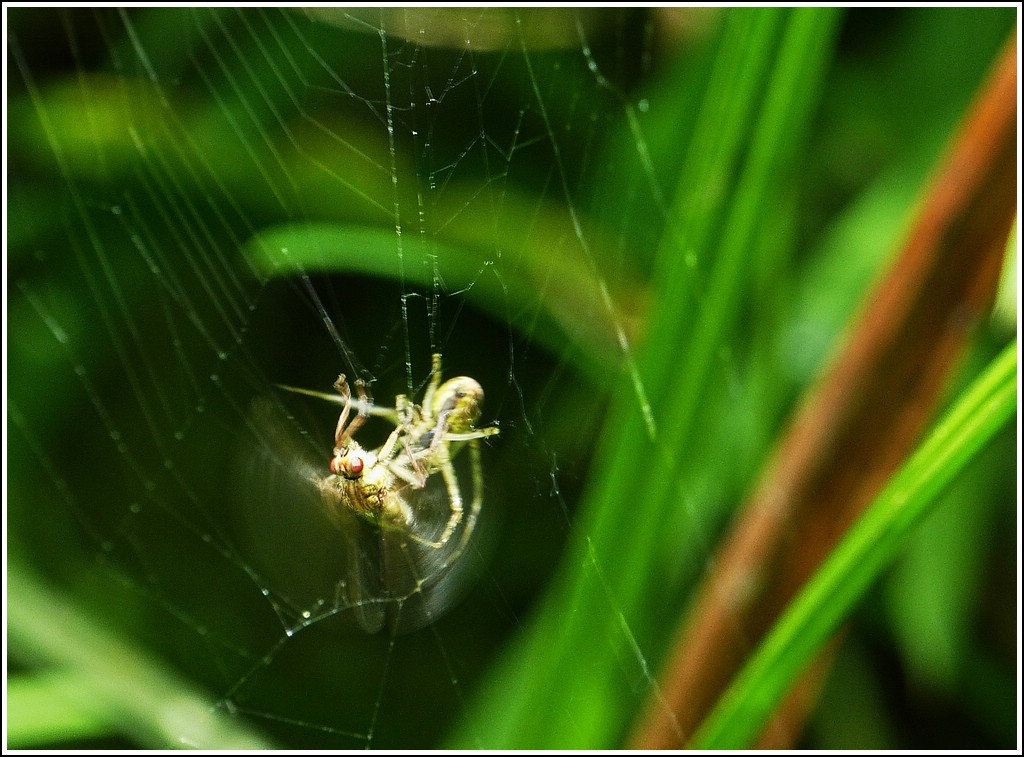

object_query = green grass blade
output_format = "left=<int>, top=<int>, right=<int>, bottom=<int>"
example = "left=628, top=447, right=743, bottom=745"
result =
left=7, top=565, right=275, bottom=750
left=691, top=340, right=1018, bottom=749
left=7, top=670, right=116, bottom=746
left=451, top=8, right=843, bottom=748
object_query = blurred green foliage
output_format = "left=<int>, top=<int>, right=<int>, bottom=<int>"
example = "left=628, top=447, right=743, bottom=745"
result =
left=6, top=6, right=1017, bottom=749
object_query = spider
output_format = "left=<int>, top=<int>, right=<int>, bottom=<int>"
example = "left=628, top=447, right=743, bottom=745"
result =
left=288, top=354, right=499, bottom=551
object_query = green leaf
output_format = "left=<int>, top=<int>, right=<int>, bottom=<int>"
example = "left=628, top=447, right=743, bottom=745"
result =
left=7, top=564, right=276, bottom=750
left=7, top=670, right=116, bottom=746
left=243, top=220, right=634, bottom=374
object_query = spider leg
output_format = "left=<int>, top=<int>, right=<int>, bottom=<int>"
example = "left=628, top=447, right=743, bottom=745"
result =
left=387, top=444, right=464, bottom=550
left=399, top=431, right=430, bottom=484
left=376, top=422, right=406, bottom=465
left=377, top=405, right=430, bottom=488
left=435, top=427, right=500, bottom=443
left=429, top=440, right=485, bottom=563
left=403, top=425, right=498, bottom=473
left=461, top=439, right=484, bottom=553
left=386, top=450, right=429, bottom=490
left=427, top=449, right=464, bottom=549
left=420, top=353, right=444, bottom=416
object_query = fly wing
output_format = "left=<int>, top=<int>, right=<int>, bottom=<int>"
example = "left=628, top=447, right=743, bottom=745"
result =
left=332, top=508, right=387, bottom=634
left=237, top=396, right=387, bottom=633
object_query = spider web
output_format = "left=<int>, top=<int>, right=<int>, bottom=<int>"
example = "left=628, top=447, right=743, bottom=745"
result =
left=6, top=7, right=707, bottom=749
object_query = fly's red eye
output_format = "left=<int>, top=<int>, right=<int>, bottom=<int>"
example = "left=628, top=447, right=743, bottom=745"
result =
left=331, top=452, right=363, bottom=479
